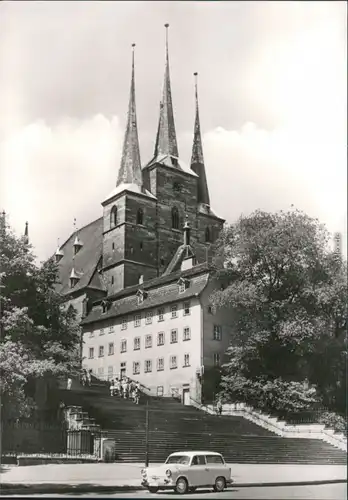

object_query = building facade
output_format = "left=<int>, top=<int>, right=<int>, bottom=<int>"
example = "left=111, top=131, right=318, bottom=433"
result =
left=54, top=26, right=229, bottom=403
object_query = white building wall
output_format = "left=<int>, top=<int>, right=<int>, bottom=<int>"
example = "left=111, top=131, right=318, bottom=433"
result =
left=82, top=297, right=202, bottom=399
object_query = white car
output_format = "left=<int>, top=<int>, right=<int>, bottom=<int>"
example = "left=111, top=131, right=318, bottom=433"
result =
left=141, top=451, right=233, bottom=494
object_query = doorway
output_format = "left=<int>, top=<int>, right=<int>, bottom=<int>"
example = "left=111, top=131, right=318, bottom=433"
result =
left=120, top=362, right=126, bottom=379
left=183, top=388, right=190, bottom=406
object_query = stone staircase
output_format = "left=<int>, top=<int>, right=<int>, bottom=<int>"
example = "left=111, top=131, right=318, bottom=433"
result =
left=58, top=379, right=347, bottom=465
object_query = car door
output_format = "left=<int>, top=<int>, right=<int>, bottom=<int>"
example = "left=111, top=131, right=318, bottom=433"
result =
left=205, top=454, right=226, bottom=484
left=189, top=455, right=209, bottom=487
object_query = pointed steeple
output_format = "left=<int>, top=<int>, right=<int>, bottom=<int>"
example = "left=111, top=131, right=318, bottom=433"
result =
left=191, top=72, right=210, bottom=206
left=154, top=24, right=179, bottom=158
left=116, top=44, right=142, bottom=188
left=24, top=221, right=29, bottom=245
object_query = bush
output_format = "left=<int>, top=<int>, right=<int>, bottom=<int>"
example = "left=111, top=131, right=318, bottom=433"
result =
left=318, top=411, right=347, bottom=434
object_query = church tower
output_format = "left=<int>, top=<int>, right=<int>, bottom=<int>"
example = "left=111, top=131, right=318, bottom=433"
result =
left=101, top=45, right=158, bottom=294
left=190, top=72, right=224, bottom=262
left=142, top=25, right=200, bottom=273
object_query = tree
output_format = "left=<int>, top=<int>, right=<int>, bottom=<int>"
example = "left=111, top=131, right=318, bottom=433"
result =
left=0, top=219, right=80, bottom=419
left=210, top=209, right=347, bottom=415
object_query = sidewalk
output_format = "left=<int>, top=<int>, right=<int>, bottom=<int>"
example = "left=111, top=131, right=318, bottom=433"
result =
left=1, top=462, right=347, bottom=495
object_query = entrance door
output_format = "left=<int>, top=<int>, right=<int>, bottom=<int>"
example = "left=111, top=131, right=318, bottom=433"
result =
left=120, top=362, right=126, bottom=379
left=183, top=388, right=190, bottom=406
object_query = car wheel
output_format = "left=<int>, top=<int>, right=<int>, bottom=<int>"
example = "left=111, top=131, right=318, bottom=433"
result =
left=189, top=487, right=197, bottom=493
left=213, top=476, right=226, bottom=492
left=148, top=487, right=158, bottom=493
left=175, top=477, right=189, bottom=495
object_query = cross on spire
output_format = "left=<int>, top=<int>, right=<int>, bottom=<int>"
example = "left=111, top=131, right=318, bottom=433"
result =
left=190, top=72, right=210, bottom=206
left=116, top=43, right=142, bottom=187
left=154, top=24, right=179, bottom=158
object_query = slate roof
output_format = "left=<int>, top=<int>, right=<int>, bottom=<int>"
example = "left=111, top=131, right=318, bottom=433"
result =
left=102, top=183, right=156, bottom=206
left=55, top=217, right=105, bottom=296
left=81, top=263, right=211, bottom=326
left=198, top=203, right=225, bottom=221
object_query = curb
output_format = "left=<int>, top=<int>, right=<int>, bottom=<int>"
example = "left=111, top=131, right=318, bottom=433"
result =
left=0, top=479, right=346, bottom=496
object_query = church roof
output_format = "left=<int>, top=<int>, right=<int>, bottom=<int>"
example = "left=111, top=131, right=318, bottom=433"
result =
left=54, top=217, right=105, bottom=296
left=81, top=263, right=210, bottom=326
left=102, top=183, right=156, bottom=205
left=198, top=202, right=225, bottom=221
left=116, top=44, right=143, bottom=189
left=153, top=24, right=179, bottom=159
left=145, top=154, right=198, bottom=178
left=163, top=244, right=196, bottom=276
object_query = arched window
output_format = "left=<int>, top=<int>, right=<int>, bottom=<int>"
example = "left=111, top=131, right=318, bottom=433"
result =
left=136, top=208, right=144, bottom=225
left=205, top=227, right=212, bottom=243
left=110, top=206, right=118, bottom=228
left=171, top=207, right=179, bottom=230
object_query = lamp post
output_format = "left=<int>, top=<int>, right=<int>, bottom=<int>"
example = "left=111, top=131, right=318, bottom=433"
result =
left=145, top=400, right=149, bottom=467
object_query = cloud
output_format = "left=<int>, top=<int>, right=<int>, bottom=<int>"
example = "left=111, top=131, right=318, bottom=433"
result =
left=0, top=116, right=124, bottom=261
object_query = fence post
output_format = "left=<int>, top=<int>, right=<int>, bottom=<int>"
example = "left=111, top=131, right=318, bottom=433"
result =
left=145, top=401, right=149, bottom=467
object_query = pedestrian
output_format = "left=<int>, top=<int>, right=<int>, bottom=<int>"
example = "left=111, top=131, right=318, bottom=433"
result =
left=121, top=377, right=128, bottom=399
left=67, top=376, right=72, bottom=390
left=87, top=369, right=92, bottom=387
left=81, top=370, right=87, bottom=386
left=116, top=378, right=121, bottom=396
left=110, top=379, right=115, bottom=397
left=216, top=399, right=222, bottom=416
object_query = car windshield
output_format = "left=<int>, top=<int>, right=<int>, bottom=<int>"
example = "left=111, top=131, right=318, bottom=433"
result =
left=165, top=455, right=190, bottom=465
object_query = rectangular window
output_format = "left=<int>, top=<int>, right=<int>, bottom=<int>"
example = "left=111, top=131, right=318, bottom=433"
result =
left=133, top=361, right=140, bottom=375
left=171, top=305, right=178, bottom=318
left=98, top=367, right=104, bottom=377
left=157, top=357, right=164, bottom=371
left=157, top=307, right=164, bottom=322
left=183, top=327, right=191, bottom=341
left=121, top=318, right=127, bottom=330
left=98, top=346, right=104, bottom=357
left=108, top=342, right=114, bottom=356
left=184, top=353, right=190, bottom=367
left=145, top=334, right=152, bottom=349
left=109, top=325, right=114, bottom=334
left=145, top=311, right=153, bottom=325
left=120, top=340, right=127, bottom=353
left=157, top=386, right=164, bottom=396
left=207, top=306, right=213, bottom=315
left=170, top=329, right=178, bottom=344
left=134, top=314, right=141, bottom=327
left=88, top=347, right=94, bottom=359
left=214, top=353, right=221, bottom=366
left=179, top=282, right=186, bottom=294
left=134, top=337, right=140, bottom=350
left=213, top=325, right=222, bottom=341
left=183, top=301, right=190, bottom=316
left=100, top=328, right=105, bottom=336
left=157, top=332, right=165, bottom=346
left=170, top=355, right=178, bottom=369
left=108, top=366, right=113, bottom=378
left=145, top=360, right=152, bottom=373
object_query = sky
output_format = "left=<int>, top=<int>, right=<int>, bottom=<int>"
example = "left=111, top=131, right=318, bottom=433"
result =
left=0, top=1, right=347, bottom=261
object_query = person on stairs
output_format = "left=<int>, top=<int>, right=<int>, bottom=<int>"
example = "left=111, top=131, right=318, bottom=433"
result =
left=67, top=376, right=72, bottom=390
left=110, top=379, right=115, bottom=397
left=216, top=398, right=222, bottom=416
left=121, top=377, right=128, bottom=399
left=87, top=370, right=92, bottom=387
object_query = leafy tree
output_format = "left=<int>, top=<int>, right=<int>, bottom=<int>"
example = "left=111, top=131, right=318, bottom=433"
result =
left=211, top=209, right=347, bottom=415
left=0, top=219, right=80, bottom=419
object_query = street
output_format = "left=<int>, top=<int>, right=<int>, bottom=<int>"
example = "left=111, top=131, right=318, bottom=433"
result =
left=3, top=484, right=347, bottom=499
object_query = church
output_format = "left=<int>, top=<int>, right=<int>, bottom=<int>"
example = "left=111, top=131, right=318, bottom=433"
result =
left=54, top=25, right=231, bottom=404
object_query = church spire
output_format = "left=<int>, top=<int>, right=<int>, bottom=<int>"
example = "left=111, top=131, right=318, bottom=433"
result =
left=24, top=221, right=29, bottom=245
left=116, top=44, right=142, bottom=187
left=190, top=72, right=210, bottom=206
left=154, top=24, right=179, bottom=158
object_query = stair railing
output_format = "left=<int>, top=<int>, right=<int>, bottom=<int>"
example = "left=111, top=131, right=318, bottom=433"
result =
left=189, top=396, right=215, bottom=414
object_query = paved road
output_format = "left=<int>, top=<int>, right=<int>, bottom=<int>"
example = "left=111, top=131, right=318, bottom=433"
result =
left=5, top=484, right=347, bottom=499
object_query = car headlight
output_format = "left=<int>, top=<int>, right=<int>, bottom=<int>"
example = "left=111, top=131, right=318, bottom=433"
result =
left=166, top=469, right=172, bottom=477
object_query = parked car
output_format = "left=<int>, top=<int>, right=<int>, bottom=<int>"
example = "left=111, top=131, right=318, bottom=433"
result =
left=141, top=451, right=233, bottom=494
